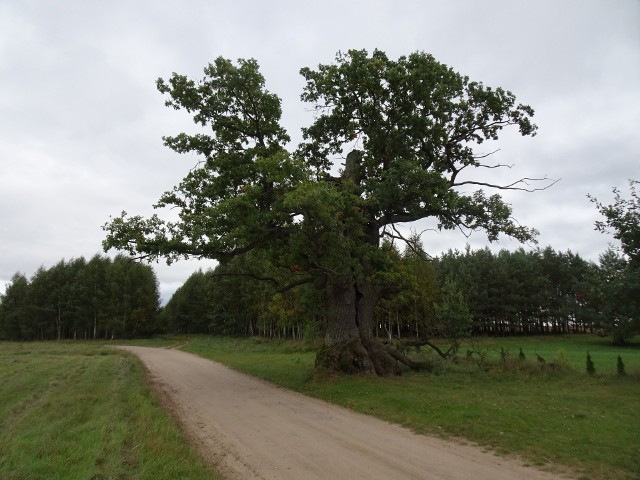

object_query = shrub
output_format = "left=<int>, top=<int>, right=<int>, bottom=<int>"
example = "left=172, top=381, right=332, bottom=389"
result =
left=552, top=349, right=573, bottom=370
left=617, top=355, right=626, bottom=376
left=586, top=352, right=596, bottom=375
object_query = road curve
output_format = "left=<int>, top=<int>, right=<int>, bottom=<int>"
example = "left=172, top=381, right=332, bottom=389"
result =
left=120, top=346, right=565, bottom=480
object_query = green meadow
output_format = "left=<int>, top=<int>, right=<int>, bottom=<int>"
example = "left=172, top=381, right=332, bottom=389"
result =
left=1, top=335, right=638, bottom=480
left=0, top=341, right=219, bottom=480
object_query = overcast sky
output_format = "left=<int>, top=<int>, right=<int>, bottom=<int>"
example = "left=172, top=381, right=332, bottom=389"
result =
left=1, top=0, right=638, bottom=302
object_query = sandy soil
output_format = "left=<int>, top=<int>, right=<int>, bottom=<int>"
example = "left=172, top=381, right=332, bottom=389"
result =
left=119, top=346, right=567, bottom=480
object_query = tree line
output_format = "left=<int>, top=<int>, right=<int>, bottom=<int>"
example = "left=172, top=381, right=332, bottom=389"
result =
left=159, top=243, right=637, bottom=345
left=2, top=240, right=634, bottom=345
left=0, top=255, right=160, bottom=341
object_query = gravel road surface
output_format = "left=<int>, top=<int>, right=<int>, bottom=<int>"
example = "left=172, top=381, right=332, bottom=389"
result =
left=120, top=346, right=566, bottom=480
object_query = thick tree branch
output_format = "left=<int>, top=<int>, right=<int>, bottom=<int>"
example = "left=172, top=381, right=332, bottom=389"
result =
left=383, top=344, right=434, bottom=371
left=398, top=339, right=458, bottom=359
left=277, top=276, right=314, bottom=293
left=206, top=271, right=280, bottom=286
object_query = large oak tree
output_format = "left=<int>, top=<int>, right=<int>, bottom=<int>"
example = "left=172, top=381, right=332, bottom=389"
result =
left=103, top=50, right=548, bottom=374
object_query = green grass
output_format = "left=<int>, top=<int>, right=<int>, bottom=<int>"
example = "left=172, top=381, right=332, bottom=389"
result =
left=460, top=334, right=640, bottom=375
left=4, top=336, right=634, bottom=479
left=0, top=341, right=220, bottom=480
left=182, top=335, right=640, bottom=480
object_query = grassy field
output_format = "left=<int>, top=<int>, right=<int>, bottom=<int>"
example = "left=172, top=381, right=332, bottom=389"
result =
left=0, top=341, right=220, bottom=480
left=182, top=334, right=640, bottom=480
left=2, top=335, right=637, bottom=480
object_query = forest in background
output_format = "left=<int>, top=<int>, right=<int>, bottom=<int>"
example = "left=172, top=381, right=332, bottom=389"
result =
left=0, top=243, right=637, bottom=345
left=1, top=239, right=638, bottom=346
left=0, top=255, right=159, bottom=341
left=158, top=243, right=637, bottom=345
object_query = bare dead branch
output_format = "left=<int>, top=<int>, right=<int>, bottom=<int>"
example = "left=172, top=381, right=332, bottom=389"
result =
left=476, top=163, right=515, bottom=170
left=453, top=176, right=560, bottom=192
left=456, top=223, right=473, bottom=238
left=390, top=224, right=434, bottom=260
left=472, top=149, right=502, bottom=160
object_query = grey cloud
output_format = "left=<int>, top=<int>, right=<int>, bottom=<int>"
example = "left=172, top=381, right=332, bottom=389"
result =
left=1, top=0, right=638, bottom=301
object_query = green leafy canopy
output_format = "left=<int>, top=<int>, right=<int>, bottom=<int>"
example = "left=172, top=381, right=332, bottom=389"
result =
left=103, top=49, right=548, bottom=286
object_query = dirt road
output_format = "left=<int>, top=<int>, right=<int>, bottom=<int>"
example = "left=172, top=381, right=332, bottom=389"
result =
left=120, top=346, right=565, bottom=480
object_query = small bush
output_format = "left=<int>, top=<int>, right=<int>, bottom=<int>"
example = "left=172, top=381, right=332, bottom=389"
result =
left=586, top=352, right=596, bottom=375
left=466, top=342, right=490, bottom=367
left=553, top=349, right=573, bottom=370
left=303, top=321, right=319, bottom=343
left=500, top=347, right=508, bottom=364
left=617, top=355, right=626, bottom=376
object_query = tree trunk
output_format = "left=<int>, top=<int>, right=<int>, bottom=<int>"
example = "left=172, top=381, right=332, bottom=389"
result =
left=355, top=279, right=377, bottom=342
left=312, top=155, right=421, bottom=375
left=314, top=275, right=409, bottom=376
left=315, top=274, right=374, bottom=373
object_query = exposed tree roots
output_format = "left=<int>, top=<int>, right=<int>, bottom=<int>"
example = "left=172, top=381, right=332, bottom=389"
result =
left=315, top=338, right=435, bottom=376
